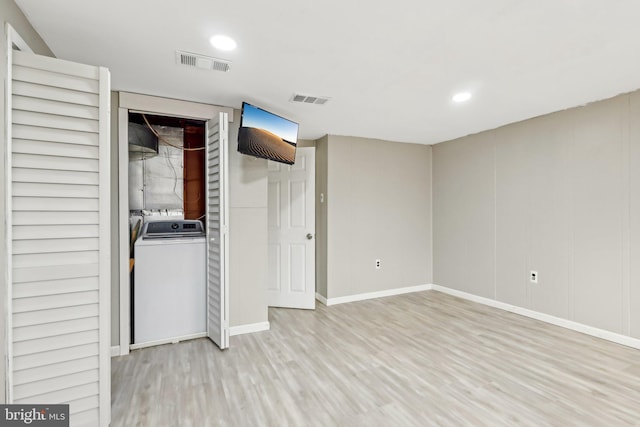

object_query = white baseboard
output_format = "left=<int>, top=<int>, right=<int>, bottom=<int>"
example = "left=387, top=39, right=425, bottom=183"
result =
left=323, top=284, right=432, bottom=306
left=110, top=346, right=120, bottom=357
left=115, top=324, right=271, bottom=354
left=315, top=293, right=328, bottom=305
left=129, top=332, right=207, bottom=350
left=431, top=284, right=640, bottom=350
left=229, top=321, right=270, bottom=336
left=112, top=345, right=129, bottom=357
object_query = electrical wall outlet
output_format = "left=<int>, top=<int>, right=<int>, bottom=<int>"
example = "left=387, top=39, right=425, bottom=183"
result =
left=530, top=270, right=538, bottom=283
left=375, top=259, right=381, bottom=269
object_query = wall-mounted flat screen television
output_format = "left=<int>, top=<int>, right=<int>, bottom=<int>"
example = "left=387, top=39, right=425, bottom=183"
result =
left=238, top=102, right=299, bottom=165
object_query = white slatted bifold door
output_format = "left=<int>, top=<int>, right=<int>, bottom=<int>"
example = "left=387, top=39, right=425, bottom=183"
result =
left=206, top=113, right=229, bottom=349
left=7, top=50, right=110, bottom=426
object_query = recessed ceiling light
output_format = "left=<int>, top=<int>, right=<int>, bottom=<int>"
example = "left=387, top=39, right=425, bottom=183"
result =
left=452, top=92, right=472, bottom=103
left=210, top=35, right=236, bottom=51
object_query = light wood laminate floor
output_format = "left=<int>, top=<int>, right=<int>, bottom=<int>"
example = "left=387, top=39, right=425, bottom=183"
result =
left=111, top=291, right=640, bottom=426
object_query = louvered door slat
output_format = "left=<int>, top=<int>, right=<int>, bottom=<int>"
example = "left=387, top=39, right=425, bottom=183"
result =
left=13, top=110, right=99, bottom=133
left=13, top=306, right=99, bottom=329
left=13, top=251, right=99, bottom=268
left=22, top=383, right=99, bottom=408
left=13, top=124, right=99, bottom=145
left=13, top=356, right=99, bottom=386
left=13, top=139, right=100, bottom=159
left=13, top=95, right=99, bottom=120
left=13, top=182, right=99, bottom=199
left=13, top=81, right=100, bottom=107
left=14, top=317, right=100, bottom=342
left=13, top=65, right=100, bottom=93
left=12, top=225, right=99, bottom=240
left=13, top=276, right=99, bottom=299
left=13, top=238, right=99, bottom=255
left=12, top=211, right=99, bottom=226
left=8, top=49, right=110, bottom=426
left=13, top=153, right=99, bottom=172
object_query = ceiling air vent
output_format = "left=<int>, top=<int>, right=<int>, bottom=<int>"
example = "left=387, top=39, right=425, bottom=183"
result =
left=175, top=50, right=231, bottom=72
left=291, top=93, right=330, bottom=105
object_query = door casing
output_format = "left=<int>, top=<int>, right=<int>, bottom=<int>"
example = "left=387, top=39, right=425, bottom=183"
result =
left=116, top=93, right=233, bottom=355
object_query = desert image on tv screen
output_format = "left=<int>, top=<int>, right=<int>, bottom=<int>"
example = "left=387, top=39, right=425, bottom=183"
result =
left=238, top=104, right=298, bottom=164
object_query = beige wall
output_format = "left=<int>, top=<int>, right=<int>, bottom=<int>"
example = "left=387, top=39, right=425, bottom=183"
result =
left=630, top=92, right=640, bottom=338
left=322, top=135, right=432, bottom=299
left=228, top=110, right=269, bottom=327
left=1, top=0, right=53, bottom=403
left=433, top=91, right=640, bottom=338
left=297, top=138, right=316, bottom=148
left=433, top=132, right=495, bottom=299
left=1, top=0, right=51, bottom=55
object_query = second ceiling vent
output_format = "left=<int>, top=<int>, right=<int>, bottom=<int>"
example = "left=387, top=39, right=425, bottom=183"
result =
left=291, top=93, right=330, bottom=105
left=175, top=50, right=231, bottom=72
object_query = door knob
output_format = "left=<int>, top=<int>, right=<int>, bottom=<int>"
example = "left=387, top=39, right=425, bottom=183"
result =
left=306, top=233, right=313, bottom=240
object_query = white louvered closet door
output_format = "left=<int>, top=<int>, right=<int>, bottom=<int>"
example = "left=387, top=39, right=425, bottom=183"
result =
left=206, top=113, right=229, bottom=349
left=7, top=50, right=110, bottom=426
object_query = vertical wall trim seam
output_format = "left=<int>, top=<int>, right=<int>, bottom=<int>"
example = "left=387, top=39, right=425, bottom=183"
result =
left=324, top=137, right=329, bottom=299
left=568, top=112, right=575, bottom=321
left=429, top=145, right=434, bottom=283
left=493, top=136, right=497, bottom=300
left=526, top=135, right=532, bottom=308
left=623, top=96, right=631, bottom=335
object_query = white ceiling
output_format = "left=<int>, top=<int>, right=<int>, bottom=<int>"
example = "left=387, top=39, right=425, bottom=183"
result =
left=15, top=0, right=640, bottom=144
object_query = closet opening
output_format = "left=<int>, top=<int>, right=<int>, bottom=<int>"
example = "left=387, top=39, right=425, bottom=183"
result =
left=127, top=112, right=208, bottom=348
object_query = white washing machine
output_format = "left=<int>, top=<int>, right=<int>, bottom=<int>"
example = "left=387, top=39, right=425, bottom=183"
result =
left=133, top=219, right=206, bottom=348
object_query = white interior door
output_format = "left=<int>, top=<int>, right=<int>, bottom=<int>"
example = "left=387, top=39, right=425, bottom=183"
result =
left=268, top=147, right=316, bottom=309
left=6, top=50, right=110, bottom=425
left=206, top=112, right=229, bottom=349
